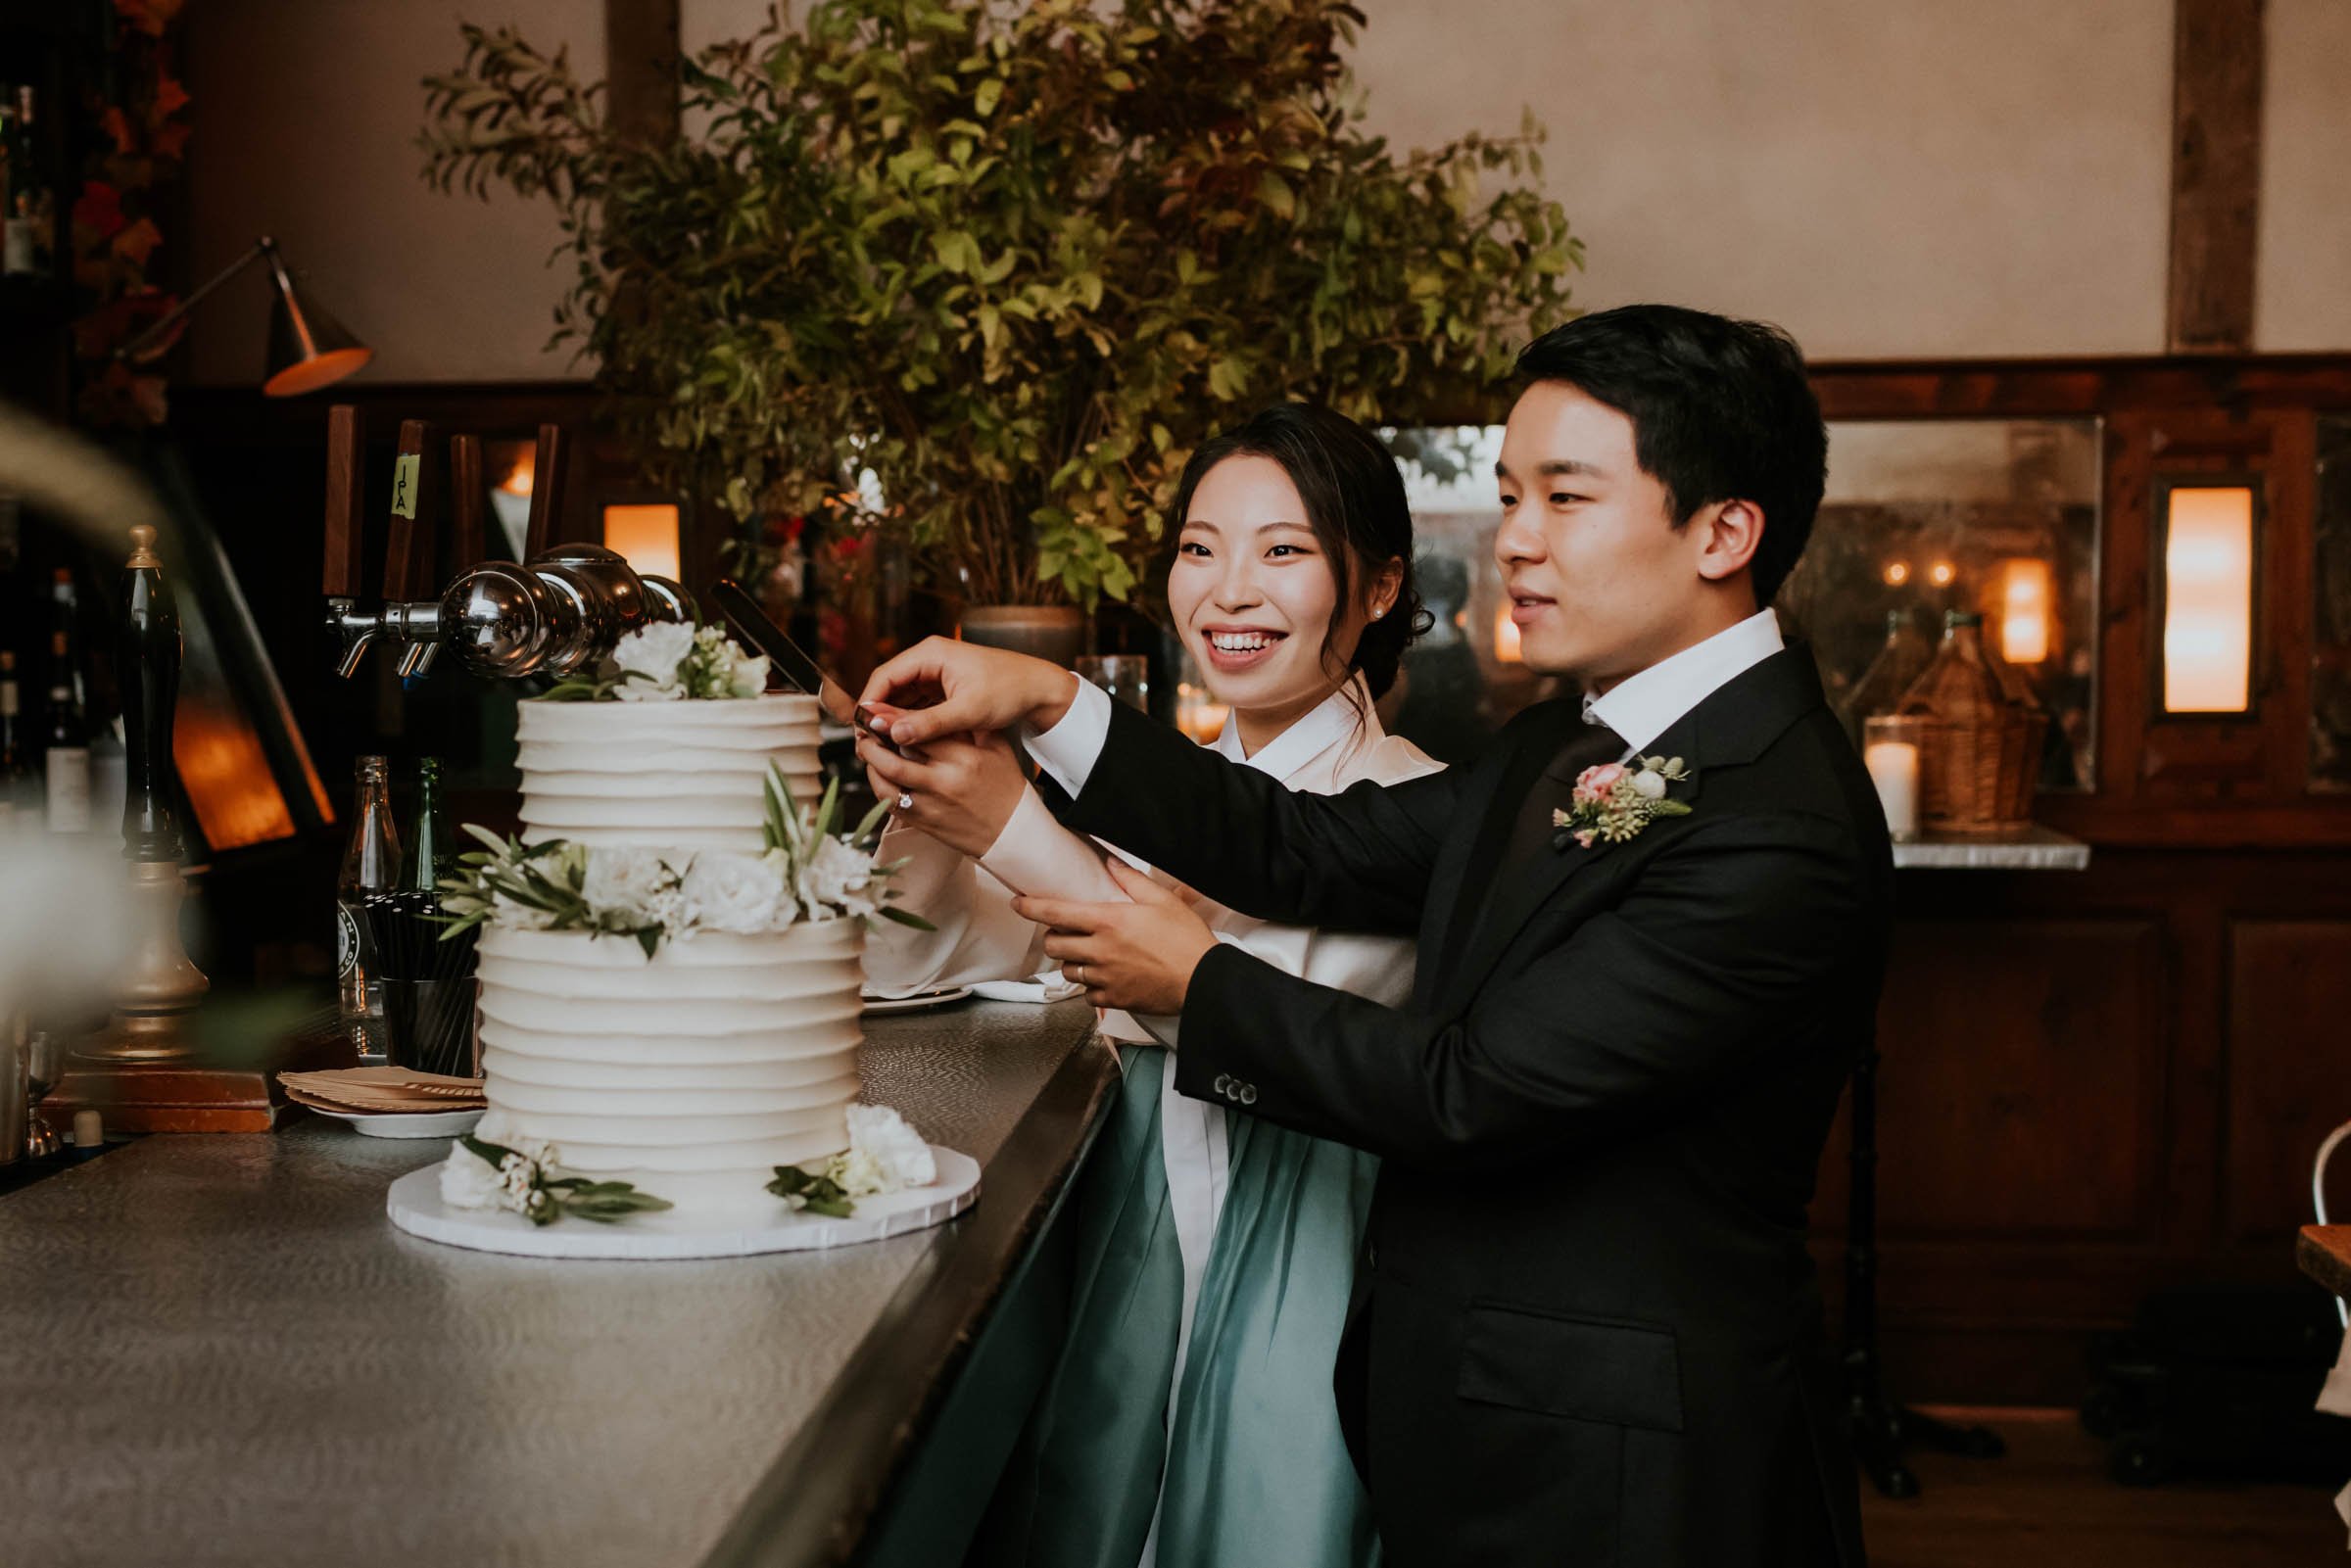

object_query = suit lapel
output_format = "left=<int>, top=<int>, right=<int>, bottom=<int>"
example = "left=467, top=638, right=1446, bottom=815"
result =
left=1432, top=646, right=1829, bottom=1014
left=1416, top=704, right=1577, bottom=1008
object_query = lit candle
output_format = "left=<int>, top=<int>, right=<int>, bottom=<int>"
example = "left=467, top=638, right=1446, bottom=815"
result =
left=1864, top=739, right=1920, bottom=841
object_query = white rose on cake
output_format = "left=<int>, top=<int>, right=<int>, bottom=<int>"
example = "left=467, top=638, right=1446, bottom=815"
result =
left=680, top=851, right=791, bottom=933
left=796, top=834, right=879, bottom=920
left=829, top=1104, right=937, bottom=1196
left=582, top=846, right=683, bottom=927
left=608, top=621, right=697, bottom=699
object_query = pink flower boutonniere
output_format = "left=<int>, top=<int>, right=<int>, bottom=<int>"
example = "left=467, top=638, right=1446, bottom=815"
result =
left=1552, top=755, right=1694, bottom=850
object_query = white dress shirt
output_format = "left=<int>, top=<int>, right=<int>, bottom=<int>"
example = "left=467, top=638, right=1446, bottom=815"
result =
left=1583, top=606, right=1785, bottom=754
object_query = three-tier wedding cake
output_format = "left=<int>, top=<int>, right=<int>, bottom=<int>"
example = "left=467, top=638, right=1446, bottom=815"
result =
left=427, top=624, right=934, bottom=1227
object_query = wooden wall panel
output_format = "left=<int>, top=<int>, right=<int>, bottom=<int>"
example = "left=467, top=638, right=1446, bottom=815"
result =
left=2224, top=918, right=2351, bottom=1243
left=1834, top=918, right=2166, bottom=1240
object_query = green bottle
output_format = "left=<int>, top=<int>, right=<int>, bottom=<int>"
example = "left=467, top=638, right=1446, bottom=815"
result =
left=405, top=756, right=451, bottom=895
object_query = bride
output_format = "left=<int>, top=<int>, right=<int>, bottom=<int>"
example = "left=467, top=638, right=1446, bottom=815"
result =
left=861, top=403, right=1437, bottom=1568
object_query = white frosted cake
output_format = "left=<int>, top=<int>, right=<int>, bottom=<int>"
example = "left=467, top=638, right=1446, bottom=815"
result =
left=473, top=920, right=864, bottom=1213
left=466, top=689, right=863, bottom=1218
left=515, top=692, right=824, bottom=852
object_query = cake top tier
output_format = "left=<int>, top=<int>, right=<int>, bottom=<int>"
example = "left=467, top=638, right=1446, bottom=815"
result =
left=517, top=690, right=823, bottom=743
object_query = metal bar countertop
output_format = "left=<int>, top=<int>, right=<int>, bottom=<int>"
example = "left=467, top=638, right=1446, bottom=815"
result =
left=0, top=1001, right=1115, bottom=1568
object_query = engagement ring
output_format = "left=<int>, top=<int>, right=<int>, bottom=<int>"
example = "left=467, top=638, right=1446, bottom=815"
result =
left=896, top=791, right=914, bottom=811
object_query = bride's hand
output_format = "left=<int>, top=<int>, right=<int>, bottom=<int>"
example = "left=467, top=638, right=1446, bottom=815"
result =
left=1016, top=861, right=1218, bottom=1019
left=858, top=637, right=1079, bottom=748
left=859, top=728, right=1031, bottom=860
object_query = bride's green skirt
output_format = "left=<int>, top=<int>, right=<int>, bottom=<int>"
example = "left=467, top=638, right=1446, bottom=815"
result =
left=975, top=1047, right=1380, bottom=1568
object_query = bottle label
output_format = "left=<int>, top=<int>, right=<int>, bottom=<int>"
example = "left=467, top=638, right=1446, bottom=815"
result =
left=2, top=218, right=32, bottom=276
left=0, top=683, right=16, bottom=718
left=44, top=746, right=89, bottom=832
left=336, top=904, right=360, bottom=979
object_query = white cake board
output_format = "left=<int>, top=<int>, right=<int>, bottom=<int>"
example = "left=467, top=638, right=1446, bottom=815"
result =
left=386, top=1145, right=979, bottom=1259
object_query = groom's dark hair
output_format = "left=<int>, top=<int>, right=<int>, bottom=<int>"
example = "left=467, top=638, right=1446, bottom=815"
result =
left=1514, top=305, right=1826, bottom=607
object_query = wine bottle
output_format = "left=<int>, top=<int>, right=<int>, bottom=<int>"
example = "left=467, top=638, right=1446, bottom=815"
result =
left=42, top=629, right=88, bottom=834
left=337, top=756, right=401, bottom=1061
left=405, top=756, right=450, bottom=892
left=0, top=649, right=32, bottom=822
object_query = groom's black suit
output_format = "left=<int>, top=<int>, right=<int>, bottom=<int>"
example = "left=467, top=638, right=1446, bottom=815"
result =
left=1043, top=646, right=1885, bottom=1567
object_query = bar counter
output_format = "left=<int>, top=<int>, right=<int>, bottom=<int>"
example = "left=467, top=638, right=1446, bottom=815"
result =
left=0, top=1000, right=1116, bottom=1568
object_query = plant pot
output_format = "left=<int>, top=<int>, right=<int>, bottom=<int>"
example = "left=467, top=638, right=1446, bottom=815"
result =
left=959, top=604, right=1086, bottom=669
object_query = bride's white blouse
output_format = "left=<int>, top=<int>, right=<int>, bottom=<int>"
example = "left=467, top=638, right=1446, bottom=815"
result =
left=864, top=677, right=1440, bottom=1043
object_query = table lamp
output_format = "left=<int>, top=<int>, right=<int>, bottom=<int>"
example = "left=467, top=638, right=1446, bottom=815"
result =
left=116, top=235, right=372, bottom=397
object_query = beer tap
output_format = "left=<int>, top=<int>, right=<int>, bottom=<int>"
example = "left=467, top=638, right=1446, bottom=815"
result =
left=320, top=408, right=697, bottom=682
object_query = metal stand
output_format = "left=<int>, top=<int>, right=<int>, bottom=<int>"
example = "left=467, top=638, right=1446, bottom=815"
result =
left=1842, top=1034, right=2006, bottom=1498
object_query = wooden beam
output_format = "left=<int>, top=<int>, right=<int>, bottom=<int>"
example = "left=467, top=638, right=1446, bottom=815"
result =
left=2166, top=0, right=2265, bottom=354
left=603, top=0, right=681, bottom=148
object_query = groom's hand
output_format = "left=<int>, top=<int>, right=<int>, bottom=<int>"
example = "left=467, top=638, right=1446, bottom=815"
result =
left=859, top=637, right=1078, bottom=749
left=1016, top=860, right=1216, bottom=1020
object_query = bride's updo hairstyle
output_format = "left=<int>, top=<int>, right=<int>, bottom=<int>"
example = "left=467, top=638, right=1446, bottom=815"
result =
left=1165, top=403, right=1431, bottom=699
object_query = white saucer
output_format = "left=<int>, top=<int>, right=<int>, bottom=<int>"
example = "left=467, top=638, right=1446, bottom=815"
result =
left=310, top=1106, right=487, bottom=1140
left=861, top=985, right=975, bottom=1015
left=386, top=1143, right=980, bottom=1259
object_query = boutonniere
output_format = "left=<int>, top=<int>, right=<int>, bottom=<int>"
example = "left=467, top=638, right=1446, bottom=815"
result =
left=1552, top=756, right=1695, bottom=851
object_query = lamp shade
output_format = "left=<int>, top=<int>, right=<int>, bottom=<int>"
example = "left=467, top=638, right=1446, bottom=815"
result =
left=262, top=242, right=371, bottom=398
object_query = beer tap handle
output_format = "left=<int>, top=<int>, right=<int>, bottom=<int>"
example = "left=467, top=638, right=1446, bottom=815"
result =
left=524, top=422, right=564, bottom=559
left=322, top=404, right=377, bottom=677
left=449, top=433, right=487, bottom=569
left=383, top=418, right=437, bottom=602
left=322, top=404, right=365, bottom=597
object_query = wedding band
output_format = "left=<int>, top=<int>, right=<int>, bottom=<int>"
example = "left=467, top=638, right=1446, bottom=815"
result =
left=1074, top=963, right=1086, bottom=986
left=896, top=791, right=914, bottom=811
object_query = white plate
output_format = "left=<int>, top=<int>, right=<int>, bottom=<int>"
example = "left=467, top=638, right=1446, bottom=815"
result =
left=387, top=1144, right=980, bottom=1259
left=860, top=985, right=975, bottom=1015
left=309, top=1105, right=487, bottom=1140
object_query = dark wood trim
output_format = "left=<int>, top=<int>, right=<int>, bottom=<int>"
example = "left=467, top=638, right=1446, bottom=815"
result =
left=2166, top=0, right=2266, bottom=354
left=603, top=0, right=682, bottom=148
left=1806, top=355, right=2351, bottom=420
left=699, top=1035, right=1122, bottom=1568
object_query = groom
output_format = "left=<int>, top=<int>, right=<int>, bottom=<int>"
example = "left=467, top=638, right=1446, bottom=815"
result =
left=861, top=305, right=1885, bottom=1567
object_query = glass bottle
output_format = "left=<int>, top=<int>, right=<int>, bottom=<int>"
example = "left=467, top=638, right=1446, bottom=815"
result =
left=0, top=649, right=31, bottom=822
left=41, top=629, right=87, bottom=834
left=0, top=86, right=34, bottom=278
left=337, top=756, right=401, bottom=1061
left=404, top=756, right=450, bottom=893
left=1838, top=610, right=1935, bottom=747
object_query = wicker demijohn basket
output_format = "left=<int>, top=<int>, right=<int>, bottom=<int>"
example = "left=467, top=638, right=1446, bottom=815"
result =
left=1895, top=613, right=2046, bottom=832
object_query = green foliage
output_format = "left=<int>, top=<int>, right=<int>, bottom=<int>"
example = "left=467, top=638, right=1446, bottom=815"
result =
left=421, top=0, right=1579, bottom=610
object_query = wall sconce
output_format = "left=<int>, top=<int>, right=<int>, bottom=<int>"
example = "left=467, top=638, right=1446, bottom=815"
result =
left=1995, top=557, right=2052, bottom=666
left=1493, top=600, right=1523, bottom=663
left=2155, top=482, right=2257, bottom=715
left=601, top=503, right=682, bottom=582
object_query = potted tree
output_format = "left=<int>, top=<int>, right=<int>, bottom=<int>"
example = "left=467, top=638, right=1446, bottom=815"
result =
left=421, top=0, right=1579, bottom=663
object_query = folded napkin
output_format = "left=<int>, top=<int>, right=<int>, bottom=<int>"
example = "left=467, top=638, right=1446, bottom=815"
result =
left=972, top=970, right=1085, bottom=1005
left=279, top=1067, right=486, bottom=1116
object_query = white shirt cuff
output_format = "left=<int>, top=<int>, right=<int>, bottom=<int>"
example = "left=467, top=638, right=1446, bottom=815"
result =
left=978, top=785, right=1125, bottom=903
left=1023, top=673, right=1112, bottom=800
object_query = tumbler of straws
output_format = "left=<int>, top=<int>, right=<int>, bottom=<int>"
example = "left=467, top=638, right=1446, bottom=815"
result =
left=366, top=890, right=481, bottom=1077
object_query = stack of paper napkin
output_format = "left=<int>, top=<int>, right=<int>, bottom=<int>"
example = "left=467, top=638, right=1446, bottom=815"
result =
left=279, top=1067, right=487, bottom=1116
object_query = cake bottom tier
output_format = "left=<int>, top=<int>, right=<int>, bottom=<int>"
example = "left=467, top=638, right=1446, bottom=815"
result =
left=471, top=921, right=866, bottom=1216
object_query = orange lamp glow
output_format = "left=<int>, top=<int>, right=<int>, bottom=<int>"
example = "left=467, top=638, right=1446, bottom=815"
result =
left=1929, top=561, right=1956, bottom=588
left=499, top=453, right=536, bottom=497
left=1494, top=602, right=1523, bottom=663
left=602, top=503, right=682, bottom=581
left=1995, top=557, right=2052, bottom=665
left=1883, top=561, right=1911, bottom=588
left=2161, top=486, right=2255, bottom=714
